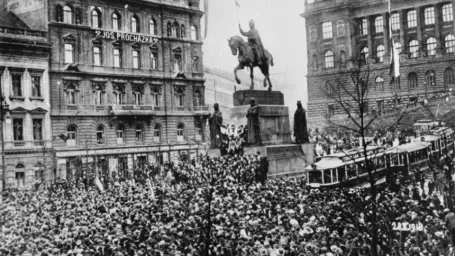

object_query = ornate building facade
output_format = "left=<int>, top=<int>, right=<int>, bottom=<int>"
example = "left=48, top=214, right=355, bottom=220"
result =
left=6, top=0, right=209, bottom=180
left=302, top=0, right=455, bottom=129
left=0, top=11, right=52, bottom=189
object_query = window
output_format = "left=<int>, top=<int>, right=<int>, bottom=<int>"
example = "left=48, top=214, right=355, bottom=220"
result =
left=192, top=57, right=199, bottom=72
left=31, top=76, right=41, bottom=97
left=113, top=48, right=121, bottom=67
left=444, top=68, right=454, bottom=90
left=131, top=15, right=139, bottom=33
left=195, top=123, right=202, bottom=141
left=375, top=76, right=384, bottom=91
left=92, top=8, right=101, bottom=28
left=409, top=40, right=419, bottom=58
left=13, top=119, right=23, bottom=141
left=174, top=53, right=182, bottom=72
left=133, top=50, right=140, bottom=69
left=425, top=70, right=436, bottom=87
left=66, top=84, right=76, bottom=105
left=180, top=24, right=185, bottom=38
left=176, top=88, right=184, bottom=106
left=64, top=44, right=74, bottom=64
left=191, top=25, right=197, bottom=40
left=12, top=75, right=22, bottom=97
left=177, top=123, right=185, bottom=142
left=407, top=10, right=417, bottom=28
left=194, top=90, right=202, bottom=106
left=117, top=124, right=125, bottom=144
left=374, top=16, right=383, bottom=33
left=150, top=19, right=156, bottom=35
left=63, top=6, right=72, bottom=24
left=33, top=119, right=43, bottom=141
left=93, top=46, right=102, bottom=66
left=324, top=50, right=334, bottom=68
left=327, top=104, right=335, bottom=117
left=151, top=49, right=158, bottom=70
left=152, top=87, right=160, bottom=106
left=15, top=169, right=25, bottom=188
left=427, top=37, right=437, bottom=56
left=442, top=4, right=453, bottom=23
left=153, top=124, right=161, bottom=142
left=322, top=22, right=333, bottom=39
left=376, top=45, right=385, bottom=62
left=390, top=13, right=400, bottom=31
left=93, top=84, right=104, bottom=105
left=394, top=42, right=402, bottom=54
left=377, top=100, right=384, bottom=114
left=172, top=22, right=180, bottom=38
left=113, top=84, right=125, bottom=105
left=391, top=77, right=401, bottom=91
left=408, top=72, right=418, bottom=89
left=424, top=7, right=435, bottom=25
left=362, top=101, right=369, bottom=113
left=67, top=125, right=77, bottom=146
left=96, top=125, right=104, bottom=144
left=167, top=22, right=172, bottom=36
left=360, top=18, right=368, bottom=35
left=75, top=8, right=81, bottom=25
left=133, top=85, right=143, bottom=105
left=445, top=34, right=455, bottom=53
left=56, top=5, right=63, bottom=22
left=135, top=124, right=143, bottom=142
left=361, top=47, right=369, bottom=63
left=112, top=12, right=121, bottom=30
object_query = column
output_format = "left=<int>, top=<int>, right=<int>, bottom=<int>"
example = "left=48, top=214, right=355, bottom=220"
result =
left=367, top=16, right=373, bottom=60
left=434, top=4, right=442, bottom=55
left=383, top=12, right=390, bottom=58
left=399, top=10, right=406, bottom=55
left=416, top=7, right=423, bottom=56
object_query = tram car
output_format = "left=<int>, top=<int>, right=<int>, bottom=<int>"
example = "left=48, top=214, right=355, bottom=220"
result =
left=413, top=120, right=445, bottom=136
left=305, top=126, right=455, bottom=189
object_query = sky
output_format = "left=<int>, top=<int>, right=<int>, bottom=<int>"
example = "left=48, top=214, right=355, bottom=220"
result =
left=201, top=0, right=308, bottom=107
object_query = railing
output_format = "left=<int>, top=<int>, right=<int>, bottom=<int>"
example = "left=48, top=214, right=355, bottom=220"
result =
left=0, top=26, right=46, bottom=38
left=58, top=105, right=109, bottom=115
left=194, top=105, right=210, bottom=112
left=110, top=105, right=156, bottom=116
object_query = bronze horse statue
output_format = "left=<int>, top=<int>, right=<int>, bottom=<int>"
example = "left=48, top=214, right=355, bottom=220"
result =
left=228, top=36, right=274, bottom=91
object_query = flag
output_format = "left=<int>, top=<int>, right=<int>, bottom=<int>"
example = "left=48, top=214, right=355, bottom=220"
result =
left=94, top=177, right=104, bottom=192
left=58, top=134, right=68, bottom=142
left=204, top=0, right=209, bottom=39
left=389, top=39, right=400, bottom=79
left=235, top=0, right=240, bottom=7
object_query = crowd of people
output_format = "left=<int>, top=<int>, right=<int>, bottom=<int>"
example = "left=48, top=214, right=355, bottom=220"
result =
left=1, top=150, right=454, bottom=256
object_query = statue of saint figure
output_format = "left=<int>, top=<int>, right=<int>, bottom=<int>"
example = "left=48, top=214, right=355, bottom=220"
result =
left=246, top=98, right=262, bottom=146
left=294, top=100, right=309, bottom=144
left=239, top=19, right=266, bottom=66
left=208, top=103, right=223, bottom=148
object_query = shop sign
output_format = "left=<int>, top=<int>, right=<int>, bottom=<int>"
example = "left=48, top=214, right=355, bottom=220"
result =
left=95, top=30, right=158, bottom=44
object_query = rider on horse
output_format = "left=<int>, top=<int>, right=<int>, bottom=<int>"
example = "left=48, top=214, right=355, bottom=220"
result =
left=239, top=19, right=266, bottom=66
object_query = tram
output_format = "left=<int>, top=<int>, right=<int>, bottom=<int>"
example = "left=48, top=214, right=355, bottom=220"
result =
left=305, top=126, right=455, bottom=189
left=413, top=120, right=445, bottom=135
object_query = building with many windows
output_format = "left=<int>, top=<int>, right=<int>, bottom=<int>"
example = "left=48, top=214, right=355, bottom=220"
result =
left=0, top=11, right=52, bottom=189
left=302, top=0, right=455, bottom=128
left=6, top=0, right=208, bottom=180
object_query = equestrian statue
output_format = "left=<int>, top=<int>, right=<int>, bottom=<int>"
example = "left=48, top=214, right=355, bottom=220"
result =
left=228, top=19, right=274, bottom=91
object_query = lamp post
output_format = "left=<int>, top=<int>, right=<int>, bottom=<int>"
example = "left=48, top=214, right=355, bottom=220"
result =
left=1, top=94, right=9, bottom=192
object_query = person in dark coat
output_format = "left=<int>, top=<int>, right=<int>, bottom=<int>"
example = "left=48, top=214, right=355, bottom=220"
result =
left=293, top=101, right=309, bottom=144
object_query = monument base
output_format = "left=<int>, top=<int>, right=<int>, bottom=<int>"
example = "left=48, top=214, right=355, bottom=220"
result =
left=244, top=144, right=308, bottom=178
left=206, top=148, right=221, bottom=158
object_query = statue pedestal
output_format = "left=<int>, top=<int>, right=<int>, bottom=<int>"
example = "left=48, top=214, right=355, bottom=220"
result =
left=232, top=90, right=312, bottom=177
left=206, top=148, right=221, bottom=158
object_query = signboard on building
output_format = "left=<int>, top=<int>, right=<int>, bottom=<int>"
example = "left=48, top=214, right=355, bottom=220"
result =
left=95, top=30, right=159, bottom=45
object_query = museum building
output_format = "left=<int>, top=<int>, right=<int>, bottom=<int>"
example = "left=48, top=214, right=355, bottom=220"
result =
left=5, top=0, right=209, bottom=180
left=0, top=11, right=53, bottom=189
left=302, top=0, right=455, bottom=129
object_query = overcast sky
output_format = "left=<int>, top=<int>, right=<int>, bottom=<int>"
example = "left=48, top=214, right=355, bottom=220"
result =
left=201, top=0, right=308, bottom=106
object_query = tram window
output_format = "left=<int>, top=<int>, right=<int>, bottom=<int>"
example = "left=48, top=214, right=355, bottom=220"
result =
left=431, top=142, right=436, bottom=151
left=358, top=163, right=367, bottom=175
left=347, top=164, right=356, bottom=179
left=338, top=167, right=346, bottom=182
left=409, top=152, right=415, bottom=164
left=332, top=169, right=338, bottom=182
left=308, top=171, right=322, bottom=184
left=324, top=169, right=332, bottom=184
left=377, top=156, right=385, bottom=168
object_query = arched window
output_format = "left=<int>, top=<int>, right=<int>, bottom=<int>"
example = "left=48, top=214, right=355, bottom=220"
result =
left=324, top=50, right=334, bottom=68
left=152, top=87, right=160, bottom=106
left=135, top=124, right=143, bottom=142
left=116, top=124, right=125, bottom=144
left=376, top=45, right=385, bottom=62
left=131, top=15, right=139, bottom=33
left=96, top=125, right=104, bottom=144
left=445, top=34, right=455, bottom=53
left=180, top=24, right=185, bottom=38
left=408, top=72, right=418, bottom=89
left=15, top=163, right=25, bottom=187
left=425, top=70, right=436, bottom=87
left=375, top=76, right=384, bottom=91
left=67, top=125, right=77, bottom=146
left=63, top=6, right=73, bottom=24
left=56, top=5, right=63, bottom=22
left=167, top=22, right=172, bottom=36
left=177, top=123, right=185, bottom=142
left=427, top=37, right=437, bottom=56
left=112, top=12, right=121, bottom=30
left=191, top=25, right=197, bottom=40
left=444, top=67, right=454, bottom=90
left=93, top=84, right=104, bottom=105
left=153, top=124, right=161, bottom=142
left=150, top=19, right=156, bottom=35
left=91, top=8, right=102, bottom=28
left=361, top=47, right=369, bottom=63
left=176, top=88, right=184, bottom=106
left=409, top=40, right=419, bottom=58
left=172, top=22, right=180, bottom=37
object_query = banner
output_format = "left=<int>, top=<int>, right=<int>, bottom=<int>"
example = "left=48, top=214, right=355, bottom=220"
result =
left=392, top=222, right=424, bottom=232
left=94, top=177, right=104, bottom=192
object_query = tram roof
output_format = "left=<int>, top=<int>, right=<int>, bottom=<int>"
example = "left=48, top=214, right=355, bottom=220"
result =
left=413, top=135, right=440, bottom=142
left=305, top=158, right=344, bottom=170
left=386, top=142, right=431, bottom=154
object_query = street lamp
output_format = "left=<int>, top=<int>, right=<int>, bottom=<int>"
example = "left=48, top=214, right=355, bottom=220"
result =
left=1, top=95, right=10, bottom=192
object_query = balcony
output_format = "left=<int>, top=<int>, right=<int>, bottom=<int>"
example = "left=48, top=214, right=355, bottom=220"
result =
left=110, top=105, right=156, bottom=116
left=194, top=105, right=211, bottom=116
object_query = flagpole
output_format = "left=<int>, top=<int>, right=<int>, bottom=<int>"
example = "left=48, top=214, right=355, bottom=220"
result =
left=234, top=0, right=240, bottom=25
